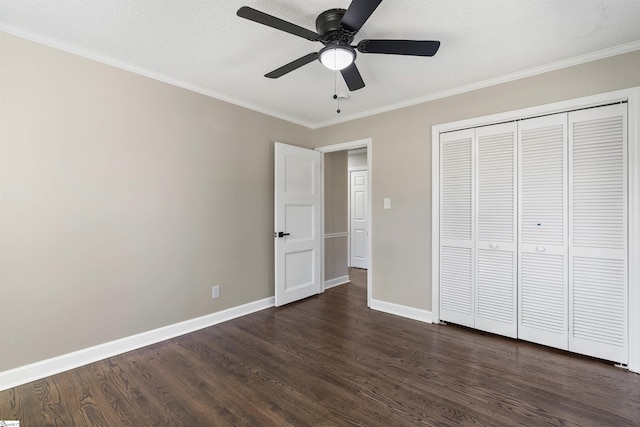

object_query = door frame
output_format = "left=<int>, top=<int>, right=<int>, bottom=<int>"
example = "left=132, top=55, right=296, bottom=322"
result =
left=348, top=166, right=368, bottom=269
left=432, top=87, right=640, bottom=372
left=316, top=138, right=373, bottom=308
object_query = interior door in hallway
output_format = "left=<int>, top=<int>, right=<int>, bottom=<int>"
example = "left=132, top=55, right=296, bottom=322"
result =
left=274, top=142, right=322, bottom=306
left=350, top=169, right=368, bottom=269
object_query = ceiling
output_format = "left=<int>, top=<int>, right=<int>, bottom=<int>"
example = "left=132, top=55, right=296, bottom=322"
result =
left=2, top=0, right=640, bottom=128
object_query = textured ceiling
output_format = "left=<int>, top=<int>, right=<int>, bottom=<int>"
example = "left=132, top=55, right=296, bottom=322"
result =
left=2, top=0, right=640, bottom=128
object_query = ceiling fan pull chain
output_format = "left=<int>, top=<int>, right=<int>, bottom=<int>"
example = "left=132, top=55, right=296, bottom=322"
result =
left=333, top=71, right=341, bottom=113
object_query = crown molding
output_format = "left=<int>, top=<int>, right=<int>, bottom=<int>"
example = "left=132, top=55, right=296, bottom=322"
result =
left=312, top=40, right=640, bottom=129
left=2, top=25, right=639, bottom=130
left=0, top=25, right=315, bottom=129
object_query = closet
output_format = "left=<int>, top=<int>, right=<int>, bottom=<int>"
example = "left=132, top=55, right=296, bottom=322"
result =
left=438, top=103, right=628, bottom=364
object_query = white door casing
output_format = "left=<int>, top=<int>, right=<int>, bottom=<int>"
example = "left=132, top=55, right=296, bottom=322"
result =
left=350, top=169, right=368, bottom=269
left=275, top=142, right=322, bottom=307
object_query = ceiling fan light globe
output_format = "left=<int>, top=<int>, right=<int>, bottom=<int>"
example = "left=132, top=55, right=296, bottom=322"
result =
left=319, top=46, right=355, bottom=71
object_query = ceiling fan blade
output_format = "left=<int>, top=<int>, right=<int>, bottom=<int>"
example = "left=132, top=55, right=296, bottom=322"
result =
left=340, top=0, right=383, bottom=33
left=237, top=6, right=319, bottom=41
left=357, top=40, right=441, bottom=56
left=340, top=63, right=365, bottom=91
left=265, top=53, right=319, bottom=79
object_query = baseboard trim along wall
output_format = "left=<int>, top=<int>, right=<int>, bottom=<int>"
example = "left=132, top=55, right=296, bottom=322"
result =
left=370, top=299, right=433, bottom=324
left=324, top=275, right=350, bottom=289
left=0, top=297, right=275, bottom=391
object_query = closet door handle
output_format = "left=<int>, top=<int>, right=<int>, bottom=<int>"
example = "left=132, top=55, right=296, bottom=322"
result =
left=489, top=243, right=498, bottom=249
left=536, top=246, right=546, bottom=253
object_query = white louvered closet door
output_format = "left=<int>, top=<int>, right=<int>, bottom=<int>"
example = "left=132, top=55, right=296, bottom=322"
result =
left=440, top=129, right=475, bottom=328
left=568, top=104, right=628, bottom=364
left=518, top=114, right=568, bottom=350
left=474, top=123, right=517, bottom=338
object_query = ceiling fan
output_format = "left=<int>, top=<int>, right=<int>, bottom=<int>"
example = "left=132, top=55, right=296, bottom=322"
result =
left=237, top=0, right=440, bottom=91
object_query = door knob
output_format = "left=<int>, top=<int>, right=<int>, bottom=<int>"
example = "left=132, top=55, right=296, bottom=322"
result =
left=275, top=232, right=290, bottom=238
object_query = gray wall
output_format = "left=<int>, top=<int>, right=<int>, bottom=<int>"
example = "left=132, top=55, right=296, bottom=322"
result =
left=312, top=49, right=640, bottom=309
left=0, top=33, right=312, bottom=371
left=323, top=151, right=348, bottom=281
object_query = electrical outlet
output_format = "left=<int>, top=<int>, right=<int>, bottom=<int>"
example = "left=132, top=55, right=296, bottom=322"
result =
left=212, top=285, right=220, bottom=299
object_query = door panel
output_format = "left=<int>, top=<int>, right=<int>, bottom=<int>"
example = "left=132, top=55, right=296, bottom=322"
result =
left=350, top=170, right=368, bottom=269
left=440, top=129, right=474, bottom=327
left=474, top=123, right=517, bottom=338
left=275, top=143, right=321, bottom=306
left=518, top=113, right=568, bottom=350
left=569, top=104, right=628, bottom=363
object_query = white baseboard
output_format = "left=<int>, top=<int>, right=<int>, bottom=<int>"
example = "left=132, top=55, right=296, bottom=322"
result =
left=324, top=275, right=350, bottom=289
left=0, top=297, right=275, bottom=391
left=369, top=298, right=433, bottom=324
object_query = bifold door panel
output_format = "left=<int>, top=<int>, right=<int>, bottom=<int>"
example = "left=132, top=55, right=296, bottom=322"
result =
left=518, top=113, right=568, bottom=350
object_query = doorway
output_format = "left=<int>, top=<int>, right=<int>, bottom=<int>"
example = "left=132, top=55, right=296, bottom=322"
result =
left=316, top=138, right=372, bottom=308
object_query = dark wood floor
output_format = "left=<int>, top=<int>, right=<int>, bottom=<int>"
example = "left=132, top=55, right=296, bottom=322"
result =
left=2, top=268, right=639, bottom=426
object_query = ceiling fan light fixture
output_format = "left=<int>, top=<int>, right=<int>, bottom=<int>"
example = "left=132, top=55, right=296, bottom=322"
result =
left=319, top=45, right=355, bottom=70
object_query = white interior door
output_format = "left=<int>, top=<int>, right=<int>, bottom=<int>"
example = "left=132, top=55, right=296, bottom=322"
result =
left=350, top=169, right=368, bottom=269
left=275, top=142, right=322, bottom=307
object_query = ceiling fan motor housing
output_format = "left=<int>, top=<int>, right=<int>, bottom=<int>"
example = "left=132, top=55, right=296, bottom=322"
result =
left=316, top=9, right=355, bottom=45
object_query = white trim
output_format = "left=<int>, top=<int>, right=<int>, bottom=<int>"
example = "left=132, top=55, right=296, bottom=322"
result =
left=628, top=87, right=640, bottom=374
left=0, top=26, right=314, bottom=129
left=431, top=125, right=442, bottom=324
left=432, top=87, right=640, bottom=372
left=370, top=299, right=433, bottom=324
left=0, top=297, right=275, bottom=391
left=324, top=275, right=350, bottom=289
left=319, top=152, right=326, bottom=292
left=316, top=139, right=372, bottom=153
left=348, top=166, right=368, bottom=172
left=348, top=148, right=367, bottom=156
left=324, top=232, right=349, bottom=239
left=316, top=138, right=373, bottom=308
left=313, top=41, right=640, bottom=129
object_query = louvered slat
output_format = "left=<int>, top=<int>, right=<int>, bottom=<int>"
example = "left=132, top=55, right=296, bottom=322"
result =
left=477, top=250, right=514, bottom=324
left=521, top=123, right=565, bottom=245
left=477, top=131, right=515, bottom=242
left=440, top=246, right=473, bottom=321
left=441, top=135, right=473, bottom=240
left=571, top=115, right=625, bottom=249
left=571, top=257, right=625, bottom=346
left=520, top=252, right=566, bottom=333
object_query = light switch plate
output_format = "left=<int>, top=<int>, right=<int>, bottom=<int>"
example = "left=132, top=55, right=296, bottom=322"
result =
left=384, top=198, right=391, bottom=209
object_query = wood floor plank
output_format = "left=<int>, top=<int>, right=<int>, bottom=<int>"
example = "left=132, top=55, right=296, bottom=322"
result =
left=2, top=268, right=639, bottom=426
